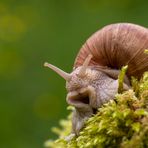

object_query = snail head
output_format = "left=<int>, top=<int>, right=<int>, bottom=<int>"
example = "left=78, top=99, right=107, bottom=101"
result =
left=44, top=54, right=129, bottom=109
left=44, top=54, right=99, bottom=109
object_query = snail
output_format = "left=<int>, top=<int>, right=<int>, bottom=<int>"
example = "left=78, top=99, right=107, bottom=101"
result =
left=44, top=23, right=148, bottom=135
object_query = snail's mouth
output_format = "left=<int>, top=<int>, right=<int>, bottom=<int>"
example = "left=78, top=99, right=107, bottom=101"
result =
left=66, top=86, right=96, bottom=108
left=67, top=91, right=90, bottom=106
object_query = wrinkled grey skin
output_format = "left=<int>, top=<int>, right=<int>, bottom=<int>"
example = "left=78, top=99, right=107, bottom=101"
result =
left=66, top=66, right=129, bottom=135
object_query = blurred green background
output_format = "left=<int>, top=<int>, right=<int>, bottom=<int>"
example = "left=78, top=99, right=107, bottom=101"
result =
left=0, top=0, right=148, bottom=147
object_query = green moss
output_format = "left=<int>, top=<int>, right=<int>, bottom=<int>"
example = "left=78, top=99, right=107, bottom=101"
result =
left=45, top=72, right=148, bottom=148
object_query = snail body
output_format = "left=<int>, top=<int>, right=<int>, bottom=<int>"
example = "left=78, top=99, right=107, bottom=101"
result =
left=44, top=23, right=148, bottom=135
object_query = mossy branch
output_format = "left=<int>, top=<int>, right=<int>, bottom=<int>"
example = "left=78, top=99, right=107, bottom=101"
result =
left=45, top=72, right=148, bottom=148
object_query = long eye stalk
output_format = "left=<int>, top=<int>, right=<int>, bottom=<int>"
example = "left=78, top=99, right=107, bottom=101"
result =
left=44, top=62, right=71, bottom=81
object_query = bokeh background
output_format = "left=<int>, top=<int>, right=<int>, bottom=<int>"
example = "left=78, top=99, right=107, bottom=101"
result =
left=0, top=0, right=148, bottom=147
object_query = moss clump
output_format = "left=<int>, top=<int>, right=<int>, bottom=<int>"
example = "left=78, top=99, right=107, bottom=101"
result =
left=45, top=72, right=148, bottom=148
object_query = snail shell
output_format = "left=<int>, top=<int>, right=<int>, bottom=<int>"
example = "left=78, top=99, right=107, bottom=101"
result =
left=74, top=23, right=148, bottom=79
left=44, top=23, right=148, bottom=135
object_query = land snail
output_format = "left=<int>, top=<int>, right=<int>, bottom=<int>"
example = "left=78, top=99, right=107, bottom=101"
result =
left=44, top=23, right=148, bottom=136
